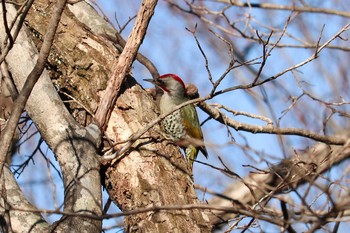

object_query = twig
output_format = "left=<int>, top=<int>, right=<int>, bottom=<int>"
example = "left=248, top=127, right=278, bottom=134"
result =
left=253, top=15, right=291, bottom=84
left=9, top=203, right=285, bottom=226
left=214, top=23, right=350, bottom=96
left=0, top=0, right=35, bottom=64
left=218, top=1, right=350, bottom=18
left=252, top=30, right=272, bottom=84
left=186, top=25, right=214, bottom=85
left=59, top=91, right=94, bottom=117
left=211, top=103, right=273, bottom=125
left=171, top=1, right=350, bottom=52
left=0, top=0, right=68, bottom=177
left=1, top=1, right=14, bottom=48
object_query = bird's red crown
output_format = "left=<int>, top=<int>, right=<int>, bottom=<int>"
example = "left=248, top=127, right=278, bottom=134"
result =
left=160, top=74, right=186, bottom=89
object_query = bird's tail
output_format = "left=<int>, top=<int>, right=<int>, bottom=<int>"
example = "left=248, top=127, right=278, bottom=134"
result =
left=185, top=145, right=198, bottom=170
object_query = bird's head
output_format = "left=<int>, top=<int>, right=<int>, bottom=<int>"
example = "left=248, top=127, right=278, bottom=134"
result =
left=144, top=74, right=186, bottom=97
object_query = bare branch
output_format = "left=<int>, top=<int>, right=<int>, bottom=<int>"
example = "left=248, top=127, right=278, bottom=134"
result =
left=0, top=0, right=67, bottom=176
left=1, top=1, right=14, bottom=47
left=186, top=25, right=214, bottom=85
left=217, top=0, right=350, bottom=18
left=209, top=138, right=350, bottom=224
left=214, top=23, right=350, bottom=96
left=94, top=0, right=158, bottom=129
left=199, top=101, right=346, bottom=145
left=102, top=32, right=159, bottom=80
left=0, top=0, right=35, bottom=64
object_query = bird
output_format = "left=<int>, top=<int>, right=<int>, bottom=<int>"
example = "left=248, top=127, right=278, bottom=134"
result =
left=144, top=74, right=208, bottom=169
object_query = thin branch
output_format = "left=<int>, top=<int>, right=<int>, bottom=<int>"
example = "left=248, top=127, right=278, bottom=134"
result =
left=9, top=203, right=285, bottom=227
left=60, top=91, right=94, bottom=117
left=186, top=25, right=214, bottom=85
left=252, top=30, right=272, bottom=84
left=0, top=0, right=35, bottom=64
left=103, top=92, right=346, bottom=163
left=284, top=96, right=305, bottom=120
left=1, top=1, right=14, bottom=48
left=0, top=0, right=68, bottom=176
left=214, top=23, right=350, bottom=96
left=217, top=0, right=350, bottom=18
left=170, top=1, right=350, bottom=52
left=253, top=15, right=291, bottom=84
left=199, top=101, right=346, bottom=145
left=211, top=103, right=273, bottom=125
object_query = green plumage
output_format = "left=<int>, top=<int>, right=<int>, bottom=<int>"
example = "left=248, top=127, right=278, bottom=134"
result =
left=144, top=74, right=208, bottom=169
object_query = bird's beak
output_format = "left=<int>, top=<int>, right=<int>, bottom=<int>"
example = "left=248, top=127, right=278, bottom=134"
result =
left=144, top=78, right=160, bottom=86
left=143, top=78, right=156, bottom=84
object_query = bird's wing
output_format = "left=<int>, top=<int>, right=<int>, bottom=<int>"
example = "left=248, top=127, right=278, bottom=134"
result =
left=181, top=104, right=208, bottom=158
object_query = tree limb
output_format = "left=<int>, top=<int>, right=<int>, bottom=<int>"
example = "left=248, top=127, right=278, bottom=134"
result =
left=94, top=0, right=158, bottom=129
left=0, top=0, right=67, bottom=178
left=208, top=137, right=350, bottom=225
left=1, top=2, right=103, bottom=231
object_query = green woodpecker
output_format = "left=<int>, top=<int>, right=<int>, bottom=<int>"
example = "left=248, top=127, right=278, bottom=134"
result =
left=145, top=74, right=208, bottom=168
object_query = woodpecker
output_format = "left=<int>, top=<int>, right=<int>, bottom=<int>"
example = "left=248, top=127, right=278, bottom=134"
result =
left=144, top=74, right=208, bottom=168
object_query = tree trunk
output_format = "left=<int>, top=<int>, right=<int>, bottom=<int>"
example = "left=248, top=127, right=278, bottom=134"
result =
left=1, top=0, right=211, bottom=231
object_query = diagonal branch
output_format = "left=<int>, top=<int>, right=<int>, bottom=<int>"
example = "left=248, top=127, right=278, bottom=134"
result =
left=94, top=0, right=158, bottom=129
left=0, top=0, right=67, bottom=177
left=208, top=137, right=350, bottom=225
left=0, top=0, right=35, bottom=64
left=213, top=22, right=350, bottom=96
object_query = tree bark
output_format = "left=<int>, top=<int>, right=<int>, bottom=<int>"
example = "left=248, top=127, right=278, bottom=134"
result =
left=1, top=0, right=212, bottom=231
left=2, top=0, right=350, bottom=232
left=102, top=76, right=211, bottom=232
left=1, top=1, right=103, bottom=231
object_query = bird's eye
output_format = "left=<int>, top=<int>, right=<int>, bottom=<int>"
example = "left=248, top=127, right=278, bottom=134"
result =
left=158, top=79, right=165, bottom=85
